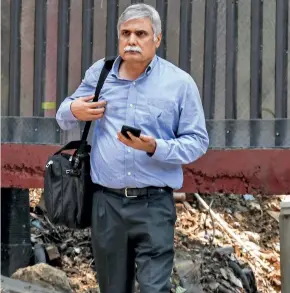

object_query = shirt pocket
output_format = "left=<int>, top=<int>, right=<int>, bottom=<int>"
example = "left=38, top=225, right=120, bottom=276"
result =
left=144, top=98, right=175, bottom=129
left=99, top=99, right=126, bottom=130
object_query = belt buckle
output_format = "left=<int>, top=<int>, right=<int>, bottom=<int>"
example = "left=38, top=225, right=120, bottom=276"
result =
left=124, top=188, right=137, bottom=198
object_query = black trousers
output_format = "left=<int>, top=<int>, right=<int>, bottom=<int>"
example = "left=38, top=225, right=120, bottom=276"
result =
left=91, top=186, right=177, bottom=293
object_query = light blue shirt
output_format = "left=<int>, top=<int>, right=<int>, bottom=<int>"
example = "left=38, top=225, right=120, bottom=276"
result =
left=56, top=55, right=209, bottom=190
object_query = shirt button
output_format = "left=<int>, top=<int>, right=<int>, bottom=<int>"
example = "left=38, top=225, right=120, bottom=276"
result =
left=128, top=149, right=131, bottom=153
left=133, top=81, right=136, bottom=85
left=128, top=172, right=131, bottom=176
left=130, top=104, right=133, bottom=108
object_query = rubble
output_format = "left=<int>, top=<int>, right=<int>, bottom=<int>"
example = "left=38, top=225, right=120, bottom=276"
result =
left=177, top=193, right=282, bottom=293
left=27, top=188, right=281, bottom=293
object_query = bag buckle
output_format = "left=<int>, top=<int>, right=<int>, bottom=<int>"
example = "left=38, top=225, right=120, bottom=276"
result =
left=46, top=160, right=53, bottom=168
left=124, top=188, right=137, bottom=198
left=66, top=169, right=81, bottom=176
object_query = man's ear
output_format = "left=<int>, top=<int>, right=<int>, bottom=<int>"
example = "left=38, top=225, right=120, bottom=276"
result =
left=155, top=33, right=162, bottom=49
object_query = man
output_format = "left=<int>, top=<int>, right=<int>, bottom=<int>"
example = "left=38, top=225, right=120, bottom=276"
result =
left=56, top=4, right=209, bottom=293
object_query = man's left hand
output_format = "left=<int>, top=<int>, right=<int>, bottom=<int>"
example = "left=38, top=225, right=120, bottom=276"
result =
left=117, top=132, right=157, bottom=154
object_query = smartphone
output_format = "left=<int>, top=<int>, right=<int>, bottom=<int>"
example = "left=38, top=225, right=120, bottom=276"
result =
left=121, top=125, right=141, bottom=139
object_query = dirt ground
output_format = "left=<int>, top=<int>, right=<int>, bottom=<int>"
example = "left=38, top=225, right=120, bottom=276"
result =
left=29, top=189, right=283, bottom=293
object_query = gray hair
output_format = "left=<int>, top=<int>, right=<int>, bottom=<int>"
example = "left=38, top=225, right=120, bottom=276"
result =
left=117, top=4, right=162, bottom=41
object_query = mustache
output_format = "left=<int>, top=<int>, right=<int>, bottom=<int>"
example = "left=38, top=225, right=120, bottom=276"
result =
left=124, top=46, right=142, bottom=53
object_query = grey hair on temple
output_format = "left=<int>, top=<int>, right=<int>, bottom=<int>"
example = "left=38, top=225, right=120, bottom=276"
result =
left=117, top=4, right=162, bottom=41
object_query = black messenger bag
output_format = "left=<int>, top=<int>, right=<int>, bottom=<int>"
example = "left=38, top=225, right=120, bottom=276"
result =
left=43, top=57, right=115, bottom=229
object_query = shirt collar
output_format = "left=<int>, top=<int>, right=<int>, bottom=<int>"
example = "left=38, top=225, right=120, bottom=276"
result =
left=111, top=56, right=122, bottom=78
left=145, top=54, right=158, bottom=75
left=111, top=55, right=159, bottom=79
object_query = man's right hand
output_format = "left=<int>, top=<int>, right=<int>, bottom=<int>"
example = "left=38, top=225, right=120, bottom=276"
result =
left=70, top=96, right=107, bottom=121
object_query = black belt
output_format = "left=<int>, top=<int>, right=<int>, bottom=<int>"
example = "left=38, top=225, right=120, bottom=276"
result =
left=97, top=185, right=172, bottom=198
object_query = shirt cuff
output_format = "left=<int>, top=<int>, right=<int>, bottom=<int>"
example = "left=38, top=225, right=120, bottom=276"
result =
left=150, top=139, right=169, bottom=161
left=60, top=100, right=78, bottom=121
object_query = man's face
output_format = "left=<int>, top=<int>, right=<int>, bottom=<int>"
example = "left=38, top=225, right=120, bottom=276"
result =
left=119, top=17, right=161, bottom=63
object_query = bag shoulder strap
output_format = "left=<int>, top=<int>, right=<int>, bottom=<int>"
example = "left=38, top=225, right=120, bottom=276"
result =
left=81, top=56, right=116, bottom=142
left=54, top=140, right=82, bottom=155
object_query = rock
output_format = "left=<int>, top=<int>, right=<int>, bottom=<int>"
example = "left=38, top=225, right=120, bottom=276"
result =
left=236, top=203, right=249, bottom=213
left=233, top=212, right=244, bottom=222
left=229, top=194, right=237, bottom=200
left=174, top=259, right=194, bottom=286
left=73, top=247, right=81, bottom=254
left=60, top=243, right=67, bottom=251
left=210, top=229, right=224, bottom=239
left=226, top=268, right=243, bottom=289
left=62, top=255, right=73, bottom=267
left=233, top=222, right=240, bottom=228
left=273, top=242, right=280, bottom=253
left=1, top=275, right=62, bottom=293
left=243, top=194, right=255, bottom=201
left=74, top=256, right=82, bottom=264
left=174, top=250, right=204, bottom=293
left=212, top=246, right=234, bottom=258
left=244, top=241, right=260, bottom=252
left=176, top=203, right=186, bottom=213
left=247, top=201, right=261, bottom=212
left=209, top=282, right=219, bottom=290
left=45, top=245, right=60, bottom=262
left=11, top=263, right=72, bottom=293
left=225, top=208, right=232, bottom=214
left=220, top=268, right=228, bottom=280
left=267, top=210, right=280, bottom=222
left=205, top=218, right=213, bottom=229
left=220, top=279, right=232, bottom=289
left=269, top=202, right=280, bottom=212
left=174, top=193, right=186, bottom=201
left=244, top=231, right=260, bottom=244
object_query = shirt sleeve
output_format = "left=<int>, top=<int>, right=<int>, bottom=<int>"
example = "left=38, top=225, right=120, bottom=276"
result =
left=151, top=75, right=209, bottom=164
left=56, top=60, right=103, bottom=130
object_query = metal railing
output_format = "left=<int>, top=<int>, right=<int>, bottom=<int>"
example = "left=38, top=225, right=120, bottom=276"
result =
left=1, top=0, right=289, bottom=148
